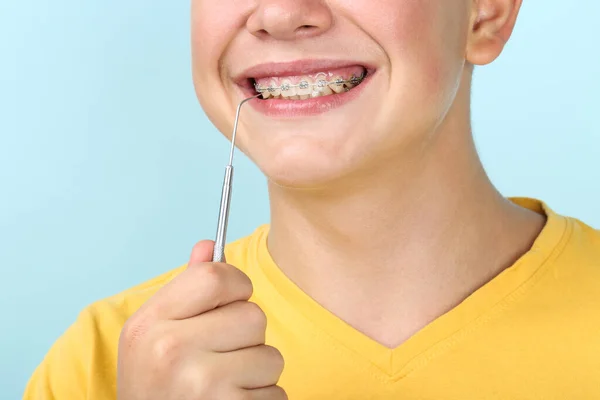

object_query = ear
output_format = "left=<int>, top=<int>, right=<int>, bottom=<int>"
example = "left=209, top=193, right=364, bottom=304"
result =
left=466, top=0, right=523, bottom=66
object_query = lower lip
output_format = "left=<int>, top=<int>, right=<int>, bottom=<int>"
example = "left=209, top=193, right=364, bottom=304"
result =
left=241, top=72, right=375, bottom=118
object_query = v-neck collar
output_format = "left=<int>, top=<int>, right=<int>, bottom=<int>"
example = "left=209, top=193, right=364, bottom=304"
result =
left=247, top=198, right=570, bottom=378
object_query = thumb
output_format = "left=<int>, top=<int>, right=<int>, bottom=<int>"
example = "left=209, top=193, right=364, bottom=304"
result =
left=188, top=240, right=224, bottom=265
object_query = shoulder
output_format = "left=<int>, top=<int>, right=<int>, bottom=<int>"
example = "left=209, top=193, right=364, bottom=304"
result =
left=24, top=266, right=188, bottom=399
left=557, top=216, right=600, bottom=268
left=539, top=214, right=600, bottom=303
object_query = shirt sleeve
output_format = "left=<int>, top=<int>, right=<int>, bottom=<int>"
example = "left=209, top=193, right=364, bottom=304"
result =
left=23, top=302, right=124, bottom=400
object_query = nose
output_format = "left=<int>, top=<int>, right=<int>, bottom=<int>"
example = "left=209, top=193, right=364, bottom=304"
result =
left=246, top=0, right=333, bottom=41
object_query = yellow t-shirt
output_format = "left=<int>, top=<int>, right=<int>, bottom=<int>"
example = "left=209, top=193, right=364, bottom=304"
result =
left=25, top=198, right=600, bottom=399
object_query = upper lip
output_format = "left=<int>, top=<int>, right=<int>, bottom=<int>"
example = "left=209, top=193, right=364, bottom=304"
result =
left=233, top=59, right=375, bottom=85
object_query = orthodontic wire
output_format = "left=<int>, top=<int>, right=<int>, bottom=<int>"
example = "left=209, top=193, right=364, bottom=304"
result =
left=254, top=73, right=365, bottom=94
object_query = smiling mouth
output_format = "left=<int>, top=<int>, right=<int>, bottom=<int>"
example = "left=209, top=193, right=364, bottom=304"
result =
left=247, top=65, right=370, bottom=100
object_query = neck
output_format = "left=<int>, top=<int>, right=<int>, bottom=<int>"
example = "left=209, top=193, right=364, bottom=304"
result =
left=265, top=101, right=544, bottom=348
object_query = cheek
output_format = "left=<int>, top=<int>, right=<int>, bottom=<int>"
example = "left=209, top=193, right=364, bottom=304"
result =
left=190, top=0, right=248, bottom=133
left=396, top=3, right=464, bottom=87
left=191, top=0, right=243, bottom=69
left=374, top=1, right=468, bottom=120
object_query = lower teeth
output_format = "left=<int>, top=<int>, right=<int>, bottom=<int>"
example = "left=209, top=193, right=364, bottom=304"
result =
left=261, top=82, right=357, bottom=100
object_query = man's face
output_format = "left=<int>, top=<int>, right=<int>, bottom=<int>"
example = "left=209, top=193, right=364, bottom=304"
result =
left=191, top=0, right=473, bottom=187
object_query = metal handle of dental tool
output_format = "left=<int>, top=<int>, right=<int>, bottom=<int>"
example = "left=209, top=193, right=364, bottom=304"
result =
left=212, top=94, right=261, bottom=263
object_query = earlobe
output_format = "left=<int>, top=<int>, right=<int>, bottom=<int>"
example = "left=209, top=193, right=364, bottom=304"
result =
left=466, top=0, right=523, bottom=66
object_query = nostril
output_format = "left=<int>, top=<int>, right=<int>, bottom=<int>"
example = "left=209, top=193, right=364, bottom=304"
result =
left=295, top=24, right=318, bottom=35
left=253, top=29, right=270, bottom=39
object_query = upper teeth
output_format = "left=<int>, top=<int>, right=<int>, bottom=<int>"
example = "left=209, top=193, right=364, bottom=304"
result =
left=254, top=73, right=365, bottom=99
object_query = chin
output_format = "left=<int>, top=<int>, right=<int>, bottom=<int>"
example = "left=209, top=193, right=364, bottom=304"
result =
left=251, top=145, right=351, bottom=190
left=266, top=167, right=347, bottom=190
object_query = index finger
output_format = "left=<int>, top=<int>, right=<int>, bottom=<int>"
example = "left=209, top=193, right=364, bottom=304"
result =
left=139, top=242, right=253, bottom=321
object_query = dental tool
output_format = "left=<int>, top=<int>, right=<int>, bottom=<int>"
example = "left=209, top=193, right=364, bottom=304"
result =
left=212, top=94, right=261, bottom=263
left=211, top=73, right=364, bottom=262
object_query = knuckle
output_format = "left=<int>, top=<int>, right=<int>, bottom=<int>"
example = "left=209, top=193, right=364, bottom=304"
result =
left=224, top=264, right=254, bottom=298
left=263, top=345, right=285, bottom=372
left=278, top=386, right=289, bottom=400
left=243, top=302, right=267, bottom=329
left=186, top=362, right=220, bottom=397
left=149, top=330, right=181, bottom=366
left=193, top=263, right=226, bottom=298
left=231, top=266, right=253, bottom=288
left=269, top=386, right=288, bottom=400
left=193, top=262, right=254, bottom=301
left=196, top=262, right=224, bottom=284
left=270, top=346, right=286, bottom=372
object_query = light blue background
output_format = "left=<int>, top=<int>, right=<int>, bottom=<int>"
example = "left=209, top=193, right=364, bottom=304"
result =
left=1, top=1, right=598, bottom=397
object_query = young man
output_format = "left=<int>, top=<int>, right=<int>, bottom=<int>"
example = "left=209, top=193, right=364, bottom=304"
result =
left=25, top=0, right=600, bottom=398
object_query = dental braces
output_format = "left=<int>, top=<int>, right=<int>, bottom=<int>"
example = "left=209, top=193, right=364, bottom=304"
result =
left=254, top=73, right=366, bottom=95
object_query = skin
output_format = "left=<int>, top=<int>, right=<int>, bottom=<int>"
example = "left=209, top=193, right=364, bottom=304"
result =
left=118, top=0, right=544, bottom=398
left=191, top=0, right=543, bottom=345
